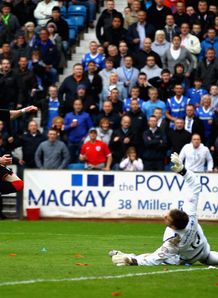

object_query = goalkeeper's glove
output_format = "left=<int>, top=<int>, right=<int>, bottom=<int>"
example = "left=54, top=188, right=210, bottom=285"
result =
left=170, top=152, right=186, bottom=175
left=112, top=255, right=138, bottom=266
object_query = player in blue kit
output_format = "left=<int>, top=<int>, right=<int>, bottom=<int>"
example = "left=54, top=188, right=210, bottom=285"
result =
left=110, top=152, right=218, bottom=266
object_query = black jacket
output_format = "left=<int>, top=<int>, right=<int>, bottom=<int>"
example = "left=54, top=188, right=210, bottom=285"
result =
left=95, top=110, right=120, bottom=130
left=143, top=127, right=167, bottom=161
left=126, top=108, right=147, bottom=146
left=47, top=17, right=69, bottom=41
left=102, top=26, right=128, bottom=48
left=0, top=70, right=19, bottom=108
left=133, top=49, right=162, bottom=70
left=196, top=58, right=218, bottom=90
left=147, top=4, right=172, bottom=30
left=167, top=128, right=191, bottom=153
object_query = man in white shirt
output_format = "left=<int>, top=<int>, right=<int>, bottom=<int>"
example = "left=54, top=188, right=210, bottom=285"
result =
left=179, top=134, right=213, bottom=172
left=110, top=153, right=218, bottom=266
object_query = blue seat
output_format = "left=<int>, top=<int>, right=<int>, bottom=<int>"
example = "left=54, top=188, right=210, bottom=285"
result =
left=60, top=5, right=67, bottom=17
left=68, top=5, right=87, bottom=17
left=73, top=15, right=86, bottom=27
left=64, top=17, right=78, bottom=34
left=67, top=163, right=85, bottom=170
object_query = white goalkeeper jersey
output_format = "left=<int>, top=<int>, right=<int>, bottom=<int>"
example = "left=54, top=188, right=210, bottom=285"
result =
left=162, top=170, right=209, bottom=263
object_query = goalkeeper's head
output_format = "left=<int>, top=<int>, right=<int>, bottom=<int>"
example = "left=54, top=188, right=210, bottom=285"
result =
left=164, top=209, right=189, bottom=230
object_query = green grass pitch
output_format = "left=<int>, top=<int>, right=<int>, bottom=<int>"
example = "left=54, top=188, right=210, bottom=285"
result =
left=0, top=220, right=217, bottom=298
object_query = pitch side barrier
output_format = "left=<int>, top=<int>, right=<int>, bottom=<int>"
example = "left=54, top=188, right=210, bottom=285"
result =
left=23, top=170, right=218, bottom=220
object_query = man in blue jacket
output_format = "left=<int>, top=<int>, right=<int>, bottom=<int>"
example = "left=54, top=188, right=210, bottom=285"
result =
left=199, top=28, right=218, bottom=61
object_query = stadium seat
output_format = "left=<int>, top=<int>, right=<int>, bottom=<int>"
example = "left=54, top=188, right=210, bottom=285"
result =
left=67, top=163, right=85, bottom=170
left=60, top=5, right=67, bottom=18
left=64, top=17, right=78, bottom=42
left=68, top=5, right=87, bottom=17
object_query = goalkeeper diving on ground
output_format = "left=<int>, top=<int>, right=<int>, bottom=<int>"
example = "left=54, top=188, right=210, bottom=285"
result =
left=109, top=152, right=218, bottom=266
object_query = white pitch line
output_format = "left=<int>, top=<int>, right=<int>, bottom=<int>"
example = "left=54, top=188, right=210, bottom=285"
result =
left=0, top=267, right=215, bottom=287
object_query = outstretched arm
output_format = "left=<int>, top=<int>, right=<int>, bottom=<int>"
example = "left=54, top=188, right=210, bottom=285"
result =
left=9, top=105, right=38, bottom=120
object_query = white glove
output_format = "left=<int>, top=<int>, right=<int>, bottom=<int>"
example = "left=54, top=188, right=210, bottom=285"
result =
left=112, top=255, right=133, bottom=266
left=170, top=152, right=184, bottom=173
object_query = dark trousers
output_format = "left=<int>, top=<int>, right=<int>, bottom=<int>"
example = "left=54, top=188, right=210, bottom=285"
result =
left=143, top=160, right=164, bottom=171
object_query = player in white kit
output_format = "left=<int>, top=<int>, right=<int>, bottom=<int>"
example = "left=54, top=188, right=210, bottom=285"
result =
left=110, top=153, right=218, bottom=266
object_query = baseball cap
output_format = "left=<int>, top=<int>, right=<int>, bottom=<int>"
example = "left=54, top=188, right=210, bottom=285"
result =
left=89, top=127, right=97, bottom=133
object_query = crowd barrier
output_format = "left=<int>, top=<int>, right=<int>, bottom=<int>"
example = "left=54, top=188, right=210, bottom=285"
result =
left=22, top=170, right=218, bottom=220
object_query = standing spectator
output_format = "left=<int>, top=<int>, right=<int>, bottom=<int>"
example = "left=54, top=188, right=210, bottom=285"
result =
left=126, top=99, right=147, bottom=157
left=119, top=146, right=143, bottom=171
left=35, top=127, right=70, bottom=169
left=196, top=48, right=218, bottom=91
left=64, top=99, right=93, bottom=162
left=0, top=58, right=19, bottom=110
left=180, top=22, right=201, bottom=69
left=75, top=84, right=98, bottom=117
left=153, top=107, right=168, bottom=134
left=101, top=72, right=127, bottom=103
left=96, top=100, right=120, bottom=130
left=166, top=83, right=190, bottom=128
left=109, top=115, right=136, bottom=167
left=0, top=2, right=20, bottom=43
left=133, top=37, right=162, bottom=70
left=184, top=104, right=205, bottom=141
left=135, top=72, right=150, bottom=101
left=117, top=41, right=130, bottom=67
left=124, top=0, right=141, bottom=29
left=179, top=134, right=214, bottom=172
left=10, top=120, right=46, bottom=168
left=192, top=0, right=215, bottom=35
left=82, top=40, right=105, bottom=71
left=142, top=87, right=166, bottom=118
left=99, top=58, right=115, bottom=85
left=151, top=30, right=170, bottom=59
left=58, top=63, right=90, bottom=115
left=79, top=127, right=112, bottom=170
left=84, top=60, right=103, bottom=103
left=116, top=56, right=139, bottom=95
left=127, top=10, right=155, bottom=52
left=196, top=94, right=214, bottom=145
left=109, top=88, right=123, bottom=115
left=199, top=28, right=218, bottom=61
left=140, top=55, right=162, bottom=80
left=163, top=14, right=180, bottom=42
left=167, top=118, right=191, bottom=153
left=94, top=117, right=113, bottom=145
left=102, top=15, right=127, bottom=49
left=34, top=0, right=58, bottom=28
left=52, top=116, right=67, bottom=143
left=11, top=32, right=31, bottom=66
left=47, top=6, right=69, bottom=57
left=173, top=1, right=189, bottom=27
left=96, top=0, right=123, bottom=45
left=0, top=42, right=16, bottom=66
left=186, top=78, right=208, bottom=107
left=191, top=22, right=203, bottom=42
left=143, top=114, right=167, bottom=170
left=33, top=28, right=60, bottom=84
left=162, top=35, right=194, bottom=76
left=147, top=0, right=172, bottom=30
left=123, top=86, right=144, bottom=113
left=14, top=0, right=36, bottom=26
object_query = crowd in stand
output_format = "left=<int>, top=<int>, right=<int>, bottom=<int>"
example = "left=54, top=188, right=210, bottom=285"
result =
left=0, top=0, right=218, bottom=172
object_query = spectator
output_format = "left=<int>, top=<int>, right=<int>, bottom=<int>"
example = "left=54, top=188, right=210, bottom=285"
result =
left=24, top=21, right=37, bottom=47
left=124, top=0, right=141, bottom=29
left=180, top=22, right=201, bottom=69
left=173, top=1, right=189, bottom=27
left=80, top=127, right=112, bottom=170
left=119, top=146, right=143, bottom=171
left=179, top=133, right=213, bottom=172
left=196, top=47, right=218, bottom=90
left=184, top=104, right=205, bottom=141
left=10, top=120, right=46, bottom=168
left=96, top=100, right=120, bottom=130
left=14, top=0, right=36, bottom=26
left=117, top=41, right=130, bottom=67
left=34, top=0, right=58, bottom=28
left=162, top=35, right=194, bottom=77
left=106, top=44, right=120, bottom=69
left=171, top=63, right=190, bottom=93
left=195, top=94, right=214, bottom=145
left=51, top=115, right=67, bottom=143
left=102, top=15, right=127, bottom=49
left=126, top=98, right=147, bottom=157
left=127, top=10, right=155, bottom=52
left=71, top=0, right=96, bottom=29
left=35, top=127, right=70, bottom=169
left=123, top=86, right=144, bottom=113
left=99, top=58, right=116, bottom=85
left=82, top=40, right=105, bottom=71
left=108, top=88, right=123, bottom=115
left=167, top=118, right=191, bottom=153
left=166, top=83, right=190, bottom=128
left=116, top=55, right=139, bottom=95
left=96, top=0, right=123, bottom=45
left=135, top=72, right=150, bottom=101
left=143, top=114, right=167, bottom=170
left=94, top=117, right=113, bottom=145
left=210, top=85, right=218, bottom=111
left=153, top=107, right=168, bottom=134
left=142, top=87, right=166, bottom=118
left=140, top=55, right=162, bottom=80
left=0, top=2, right=20, bottom=43
left=199, top=28, right=218, bottom=61
left=0, top=42, right=16, bottom=67
left=64, top=99, right=93, bottom=162
left=147, top=0, right=172, bottom=30
left=10, top=32, right=31, bottom=66
left=75, top=84, right=98, bottom=117
left=58, top=63, right=90, bottom=115
left=186, top=78, right=208, bottom=107
left=149, top=68, right=174, bottom=103
left=191, top=22, right=203, bottom=42
left=151, top=30, right=170, bottom=59
left=133, top=37, right=162, bottom=70
left=163, top=14, right=180, bottom=42
left=47, top=6, right=69, bottom=57
left=109, top=115, right=136, bottom=167
left=0, top=58, right=19, bottom=110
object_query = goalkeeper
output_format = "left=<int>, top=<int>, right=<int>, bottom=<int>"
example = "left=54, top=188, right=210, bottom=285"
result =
left=110, top=153, right=218, bottom=266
